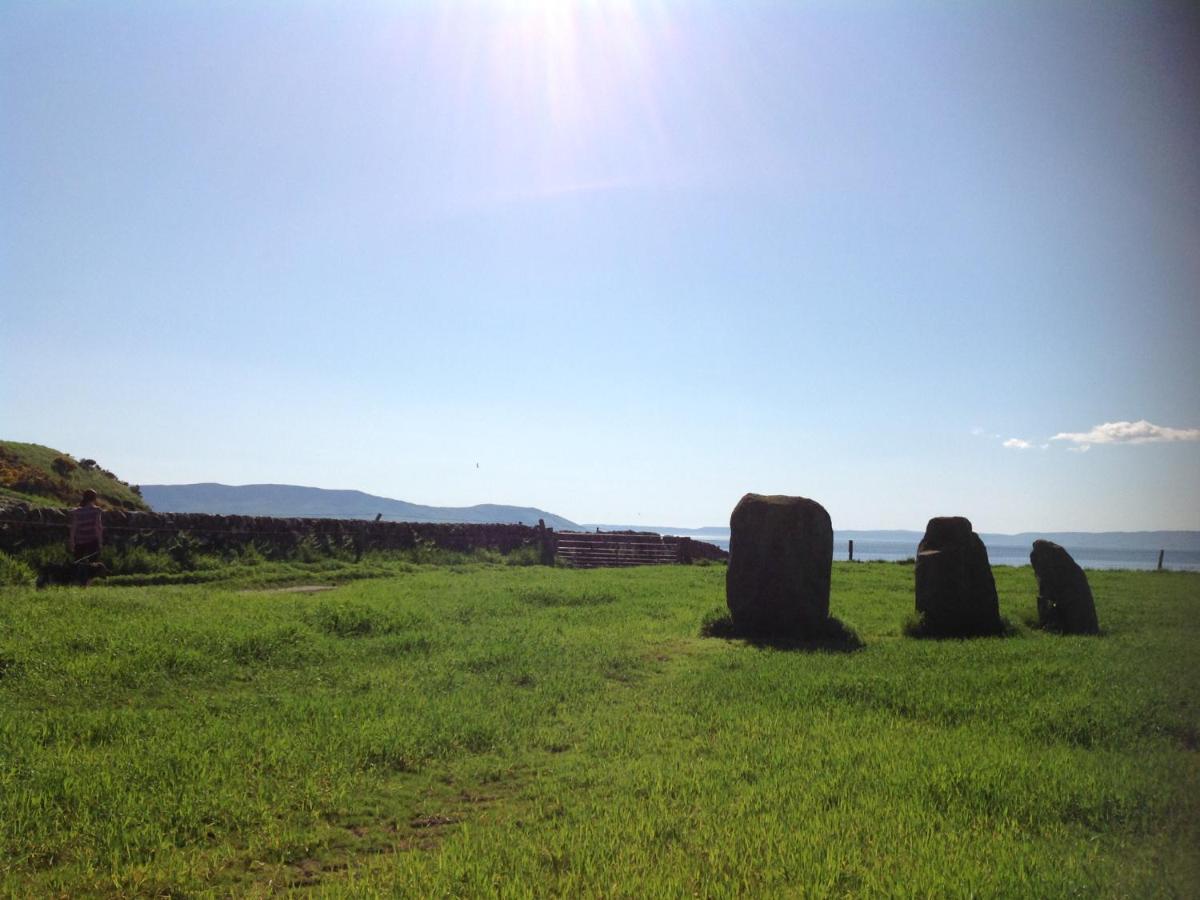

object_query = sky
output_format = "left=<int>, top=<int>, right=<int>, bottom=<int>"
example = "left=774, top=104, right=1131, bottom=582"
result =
left=2, top=0, right=1199, bottom=532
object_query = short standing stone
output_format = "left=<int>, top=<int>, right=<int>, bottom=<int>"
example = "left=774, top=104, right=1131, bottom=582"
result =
left=914, top=517, right=1002, bottom=635
left=726, top=494, right=832, bottom=635
left=1030, top=540, right=1099, bottom=634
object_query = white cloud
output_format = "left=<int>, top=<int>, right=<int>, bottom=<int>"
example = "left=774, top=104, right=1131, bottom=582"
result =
left=1051, top=420, right=1200, bottom=446
left=970, top=426, right=985, bottom=436
left=1003, top=438, right=1032, bottom=450
left=1067, top=444, right=1091, bottom=454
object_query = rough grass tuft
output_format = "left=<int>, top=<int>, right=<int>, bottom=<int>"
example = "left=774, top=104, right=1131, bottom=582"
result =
left=517, top=587, right=618, bottom=607
left=305, top=601, right=414, bottom=638
left=0, top=551, right=35, bottom=587
left=228, top=625, right=315, bottom=666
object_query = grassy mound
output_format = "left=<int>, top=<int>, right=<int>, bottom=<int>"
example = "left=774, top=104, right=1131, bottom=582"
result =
left=0, top=440, right=149, bottom=510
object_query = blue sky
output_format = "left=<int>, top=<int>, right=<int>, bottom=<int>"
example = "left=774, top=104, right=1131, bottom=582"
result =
left=3, top=1, right=1198, bottom=531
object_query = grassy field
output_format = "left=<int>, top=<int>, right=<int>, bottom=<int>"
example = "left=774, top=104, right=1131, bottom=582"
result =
left=1, top=561, right=1197, bottom=897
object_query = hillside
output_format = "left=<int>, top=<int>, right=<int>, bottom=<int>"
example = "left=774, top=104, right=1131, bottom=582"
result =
left=140, top=482, right=579, bottom=529
left=0, top=441, right=149, bottom=511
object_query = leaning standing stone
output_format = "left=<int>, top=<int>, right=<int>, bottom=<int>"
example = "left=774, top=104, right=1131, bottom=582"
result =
left=1030, top=540, right=1099, bottom=634
left=914, top=517, right=1002, bottom=635
left=726, top=494, right=833, bottom=636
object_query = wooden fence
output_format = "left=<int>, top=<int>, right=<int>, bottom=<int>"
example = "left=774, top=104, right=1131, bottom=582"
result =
left=554, top=531, right=726, bottom=568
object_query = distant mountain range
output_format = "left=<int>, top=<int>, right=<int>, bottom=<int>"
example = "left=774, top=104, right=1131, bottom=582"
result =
left=141, top=483, right=580, bottom=530
left=588, top=525, right=1200, bottom=552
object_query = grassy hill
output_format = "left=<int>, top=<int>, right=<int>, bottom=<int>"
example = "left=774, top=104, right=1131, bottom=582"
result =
left=0, top=441, right=149, bottom=511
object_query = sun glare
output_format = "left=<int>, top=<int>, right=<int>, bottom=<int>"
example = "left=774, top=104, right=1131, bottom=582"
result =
left=424, top=0, right=677, bottom=201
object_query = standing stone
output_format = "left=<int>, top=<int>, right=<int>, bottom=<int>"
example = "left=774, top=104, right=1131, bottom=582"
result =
left=726, top=494, right=833, bottom=635
left=1030, top=540, right=1099, bottom=634
left=914, top=517, right=1002, bottom=635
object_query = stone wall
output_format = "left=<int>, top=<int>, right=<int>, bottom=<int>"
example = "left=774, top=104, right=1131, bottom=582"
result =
left=0, top=503, right=727, bottom=564
left=0, top=503, right=546, bottom=558
left=667, top=536, right=729, bottom=563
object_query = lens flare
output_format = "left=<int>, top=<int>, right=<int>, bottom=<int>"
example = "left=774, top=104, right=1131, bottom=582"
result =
left=418, top=0, right=681, bottom=203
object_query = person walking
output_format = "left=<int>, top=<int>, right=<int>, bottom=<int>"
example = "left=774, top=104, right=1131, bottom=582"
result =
left=68, top=489, right=104, bottom=584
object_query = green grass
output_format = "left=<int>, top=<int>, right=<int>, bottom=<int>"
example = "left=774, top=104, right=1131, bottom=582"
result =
left=0, top=439, right=149, bottom=510
left=15, top=541, right=541, bottom=590
left=1, top=562, right=1197, bottom=896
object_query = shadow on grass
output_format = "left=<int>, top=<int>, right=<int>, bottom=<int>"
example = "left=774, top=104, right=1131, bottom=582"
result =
left=700, top=610, right=864, bottom=653
left=901, top=612, right=1021, bottom=640
left=1020, top=614, right=1108, bottom=637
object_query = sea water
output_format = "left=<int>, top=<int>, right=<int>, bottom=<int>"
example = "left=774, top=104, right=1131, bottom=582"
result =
left=671, top=534, right=1200, bottom=572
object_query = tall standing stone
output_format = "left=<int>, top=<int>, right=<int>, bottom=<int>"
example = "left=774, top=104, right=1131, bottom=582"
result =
left=726, top=494, right=833, bottom=636
left=1030, top=540, right=1099, bottom=634
left=914, top=516, right=1002, bottom=635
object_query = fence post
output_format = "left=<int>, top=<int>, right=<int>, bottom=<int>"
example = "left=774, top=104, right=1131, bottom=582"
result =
left=1157, top=549, right=1164, bottom=571
left=848, top=539, right=854, bottom=562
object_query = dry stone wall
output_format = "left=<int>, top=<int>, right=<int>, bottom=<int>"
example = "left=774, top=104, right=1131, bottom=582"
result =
left=0, top=503, right=727, bottom=564
left=0, top=503, right=544, bottom=557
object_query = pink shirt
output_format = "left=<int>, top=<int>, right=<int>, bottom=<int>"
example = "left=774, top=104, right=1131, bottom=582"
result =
left=70, top=505, right=103, bottom=548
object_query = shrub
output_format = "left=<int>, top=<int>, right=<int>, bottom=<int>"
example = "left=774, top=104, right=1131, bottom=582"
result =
left=0, top=551, right=35, bottom=587
left=5, top=466, right=57, bottom=495
left=407, top=537, right=449, bottom=565
left=238, top=542, right=267, bottom=567
left=503, top=544, right=543, bottom=566
left=306, top=602, right=407, bottom=638
left=18, top=544, right=72, bottom=572
left=294, top=536, right=322, bottom=564
left=102, top=545, right=176, bottom=576
left=167, top=533, right=200, bottom=570
left=51, top=457, right=76, bottom=477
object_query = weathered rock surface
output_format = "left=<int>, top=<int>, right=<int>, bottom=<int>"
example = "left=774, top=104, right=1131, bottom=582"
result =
left=1030, top=539, right=1099, bottom=634
left=914, top=516, right=1002, bottom=635
left=726, top=494, right=832, bottom=635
